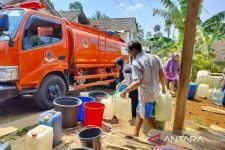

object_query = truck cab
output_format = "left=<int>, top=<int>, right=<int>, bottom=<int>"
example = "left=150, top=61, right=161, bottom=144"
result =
left=0, top=2, right=127, bottom=109
left=0, top=7, right=70, bottom=109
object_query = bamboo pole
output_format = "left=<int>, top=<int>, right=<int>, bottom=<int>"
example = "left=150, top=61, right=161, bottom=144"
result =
left=173, top=0, right=201, bottom=135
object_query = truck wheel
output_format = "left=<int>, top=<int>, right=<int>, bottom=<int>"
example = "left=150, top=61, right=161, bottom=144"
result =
left=34, top=74, right=66, bottom=110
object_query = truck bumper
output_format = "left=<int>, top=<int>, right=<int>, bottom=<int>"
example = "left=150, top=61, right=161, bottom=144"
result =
left=0, top=83, right=18, bottom=102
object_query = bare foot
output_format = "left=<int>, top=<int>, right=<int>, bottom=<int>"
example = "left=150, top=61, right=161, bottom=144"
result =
left=130, top=118, right=136, bottom=126
left=133, top=133, right=139, bottom=137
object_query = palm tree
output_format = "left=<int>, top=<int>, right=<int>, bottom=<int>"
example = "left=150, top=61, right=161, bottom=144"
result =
left=69, top=1, right=83, bottom=11
left=146, top=31, right=152, bottom=40
left=137, top=23, right=144, bottom=40
left=153, top=25, right=161, bottom=32
left=91, top=11, right=109, bottom=19
left=195, top=10, right=225, bottom=54
left=154, top=0, right=225, bottom=54
left=153, top=25, right=163, bottom=38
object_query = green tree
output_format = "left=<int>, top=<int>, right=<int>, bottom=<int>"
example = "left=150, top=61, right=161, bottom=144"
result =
left=137, top=23, right=144, bottom=40
left=153, top=0, right=191, bottom=45
left=153, top=25, right=163, bottom=38
left=153, top=0, right=225, bottom=80
left=153, top=24, right=161, bottom=32
left=195, top=10, right=225, bottom=54
left=91, top=11, right=109, bottom=19
left=154, top=0, right=225, bottom=54
left=146, top=31, right=152, bottom=40
left=69, top=1, right=83, bottom=11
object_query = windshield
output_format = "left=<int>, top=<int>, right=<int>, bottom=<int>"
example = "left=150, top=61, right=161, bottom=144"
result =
left=0, top=9, right=24, bottom=41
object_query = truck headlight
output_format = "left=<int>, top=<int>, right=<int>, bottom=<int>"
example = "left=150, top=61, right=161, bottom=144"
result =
left=0, top=66, right=18, bottom=82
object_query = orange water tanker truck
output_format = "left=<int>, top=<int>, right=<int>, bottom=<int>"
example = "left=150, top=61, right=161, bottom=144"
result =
left=0, top=1, right=128, bottom=109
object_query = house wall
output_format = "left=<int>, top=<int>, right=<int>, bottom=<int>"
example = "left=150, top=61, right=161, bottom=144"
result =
left=119, top=32, right=129, bottom=43
left=119, top=31, right=138, bottom=43
left=212, top=41, right=225, bottom=62
left=215, top=49, right=225, bottom=62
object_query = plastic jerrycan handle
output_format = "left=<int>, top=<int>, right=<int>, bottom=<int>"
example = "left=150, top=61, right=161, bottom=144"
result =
left=43, top=111, right=56, bottom=121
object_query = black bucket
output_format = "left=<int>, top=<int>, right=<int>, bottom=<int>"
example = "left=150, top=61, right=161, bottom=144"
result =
left=79, top=127, right=102, bottom=150
left=54, top=97, right=82, bottom=128
left=88, top=91, right=109, bottom=102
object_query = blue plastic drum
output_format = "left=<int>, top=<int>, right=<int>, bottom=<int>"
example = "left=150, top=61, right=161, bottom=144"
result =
left=187, top=82, right=198, bottom=100
left=78, top=96, right=95, bottom=122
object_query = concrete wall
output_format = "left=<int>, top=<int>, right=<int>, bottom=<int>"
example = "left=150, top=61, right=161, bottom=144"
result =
left=119, top=31, right=138, bottom=44
left=212, top=40, right=225, bottom=62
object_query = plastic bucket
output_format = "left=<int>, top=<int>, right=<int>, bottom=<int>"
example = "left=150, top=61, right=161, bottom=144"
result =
left=187, top=82, right=198, bottom=100
left=54, top=97, right=82, bottom=128
left=88, top=91, right=109, bottom=102
left=84, top=102, right=105, bottom=127
left=77, top=96, right=95, bottom=122
left=79, top=127, right=102, bottom=150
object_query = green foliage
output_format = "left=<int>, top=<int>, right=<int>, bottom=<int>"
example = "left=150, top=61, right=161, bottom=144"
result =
left=137, top=23, right=144, bottom=40
left=146, top=31, right=152, bottom=40
left=69, top=1, right=83, bottom=11
left=153, top=24, right=161, bottom=32
left=91, top=10, right=109, bottom=19
left=191, top=52, right=223, bottom=81
left=150, top=37, right=176, bottom=57
left=154, top=0, right=225, bottom=81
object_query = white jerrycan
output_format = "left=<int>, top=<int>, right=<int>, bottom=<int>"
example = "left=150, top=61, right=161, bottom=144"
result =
left=101, top=98, right=114, bottom=120
left=197, top=84, right=209, bottom=98
left=155, top=92, right=172, bottom=122
left=26, top=125, right=53, bottom=150
left=113, top=95, right=132, bottom=122
left=212, top=88, right=224, bottom=105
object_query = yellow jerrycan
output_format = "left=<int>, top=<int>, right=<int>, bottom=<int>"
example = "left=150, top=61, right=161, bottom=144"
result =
left=155, top=92, right=172, bottom=122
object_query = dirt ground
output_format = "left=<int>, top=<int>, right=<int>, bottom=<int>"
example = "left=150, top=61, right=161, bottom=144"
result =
left=184, top=97, right=225, bottom=128
left=1, top=87, right=225, bottom=149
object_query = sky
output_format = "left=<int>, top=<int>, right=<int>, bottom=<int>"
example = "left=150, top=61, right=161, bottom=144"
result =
left=53, top=0, right=225, bottom=35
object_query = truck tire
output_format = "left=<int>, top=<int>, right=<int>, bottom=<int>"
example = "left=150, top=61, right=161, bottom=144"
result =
left=34, top=74, right=67, bottom=110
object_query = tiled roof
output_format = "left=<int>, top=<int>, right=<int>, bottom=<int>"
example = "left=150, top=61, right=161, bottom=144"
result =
left=90, top=18, right=138, bottom=33
left=60, top=11, right=90, bottom=25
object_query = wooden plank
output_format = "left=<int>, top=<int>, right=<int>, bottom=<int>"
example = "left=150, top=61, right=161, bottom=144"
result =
left=0, top=126, right=17, bottom=138
left=210, top=124, right=225, bottom=134
left=173, top=0, right=201, bottom=135
left=201, top=106, right=225, bottom=115
left=104, top=142, right=131, bottom=150
left=184, top=128, right=225, bottom=149
left=195, top=125, right=225, bottom=143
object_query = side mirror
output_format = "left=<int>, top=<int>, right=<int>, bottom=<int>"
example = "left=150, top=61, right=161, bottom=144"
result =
left=0, top=14, right=9, bottom=33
